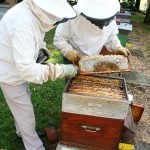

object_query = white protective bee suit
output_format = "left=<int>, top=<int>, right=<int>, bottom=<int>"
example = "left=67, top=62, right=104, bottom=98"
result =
left=54, top=0, right=130, bottom=65
left=54, top=15, right=121, bottom=56
left=0, top=0, right=77, bottom=150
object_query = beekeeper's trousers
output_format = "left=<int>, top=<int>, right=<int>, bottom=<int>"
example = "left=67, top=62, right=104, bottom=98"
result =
left=0, top=82, right=45, bottom=150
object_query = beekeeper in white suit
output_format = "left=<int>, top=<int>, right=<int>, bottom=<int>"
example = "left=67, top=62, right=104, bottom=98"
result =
left=54, top=0, right=131, bottom=65
left=0, top=0, right=78, bottom=150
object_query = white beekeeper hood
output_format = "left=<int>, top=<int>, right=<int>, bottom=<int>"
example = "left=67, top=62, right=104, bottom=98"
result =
left=25, top=0, right=77, bottom=32
left=32, top=0, right=77, bottom=19
left=77, top=0, right=120, bottom=19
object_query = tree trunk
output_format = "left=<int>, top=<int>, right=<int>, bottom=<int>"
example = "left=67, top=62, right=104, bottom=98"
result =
left=147, top=0, right=150, bottom=9
left=144, top=4, right=150, bottom=24
left=134, top=0, right=141, bottom=11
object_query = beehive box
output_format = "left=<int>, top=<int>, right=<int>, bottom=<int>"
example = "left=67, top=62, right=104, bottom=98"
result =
left=117, top=23, right=133, bottom=46
left=60, top=75, right=130, bottom=149
left=62, top=75, right=129, bottom=119
left=60, top=112, right=124, bottom=150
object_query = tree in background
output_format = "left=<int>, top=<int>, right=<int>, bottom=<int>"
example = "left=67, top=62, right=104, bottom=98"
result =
left=129, top=0, right=136, bottom=9
left=121, top=0, right=135, bottom=10
left=144, top=4, right=150, bottom=24
left=134, top=0, right=141, bottom=11
left=134, top=0, right=150, bottom=12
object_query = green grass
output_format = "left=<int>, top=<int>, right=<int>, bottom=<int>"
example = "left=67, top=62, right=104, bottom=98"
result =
left=131, top=14, right=150, bottom=52
left=131, top=14, right=150, bottom=32
left=131, top=14, right=145, bottom=23
left=0, top=29, right=66, bottom=150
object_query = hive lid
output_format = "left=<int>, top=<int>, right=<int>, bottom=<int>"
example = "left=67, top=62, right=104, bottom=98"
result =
left=79, top=55, right=131, bottom=75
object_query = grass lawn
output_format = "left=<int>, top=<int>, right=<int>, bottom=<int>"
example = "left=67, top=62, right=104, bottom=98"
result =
left=0, top=29, right=66, bottom=150
left=131, top=13, right=150, bottom=52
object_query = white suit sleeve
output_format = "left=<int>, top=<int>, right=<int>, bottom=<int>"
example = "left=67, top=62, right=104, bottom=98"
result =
left=53, top=21, right=74, bottom=56
left=104, top=21, right=123, bottom=52
left=12, top=24, right=67, bottom=84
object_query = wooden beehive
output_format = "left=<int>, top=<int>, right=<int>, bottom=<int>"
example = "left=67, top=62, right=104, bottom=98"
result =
left=60, top=112, right=124, bottom=150
left=62, top=75, right=129, bottom=119
left=60, top=75, right=130, bottom=150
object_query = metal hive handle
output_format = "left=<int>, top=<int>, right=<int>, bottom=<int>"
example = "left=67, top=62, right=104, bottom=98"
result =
left=81, top=125, right=102, bottom=132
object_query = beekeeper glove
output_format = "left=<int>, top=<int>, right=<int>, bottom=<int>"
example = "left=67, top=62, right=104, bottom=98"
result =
left=64, top=64, right=78, bottom=77
left=64, top=50, right=81, bottom=66
left=48, top=63, right=78, bottom=80
left=115, top=47, right=131, bottom=57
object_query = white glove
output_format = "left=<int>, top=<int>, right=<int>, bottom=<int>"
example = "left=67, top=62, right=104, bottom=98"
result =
left=64, top=50, right=81, bottom=66
left=48, top=63, right=78, bottom=80
left=64, top=64, right=78, bottom=78
left=115, top=47, right=131, bottom=57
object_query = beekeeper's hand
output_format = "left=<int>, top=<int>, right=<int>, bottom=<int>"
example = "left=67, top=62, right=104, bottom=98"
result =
left=64, top=50, right=81, bottom=66
left=48, top=63, right=78, bottom=80
left=64, top=64, right=78, bottom=78
left=115, top=47, right=131, bottom=57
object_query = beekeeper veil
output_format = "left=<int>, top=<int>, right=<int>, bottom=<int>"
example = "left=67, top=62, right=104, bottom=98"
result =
left=24, top=0, right=77, bottom=32
left=77, top=0, right=120, bottom=29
